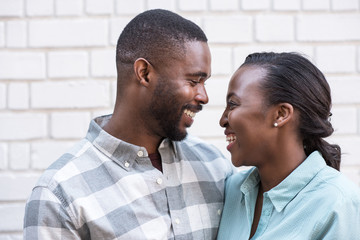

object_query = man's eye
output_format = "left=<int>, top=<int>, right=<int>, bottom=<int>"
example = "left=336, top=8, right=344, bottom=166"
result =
left=189, top=80, right=200, bottom=86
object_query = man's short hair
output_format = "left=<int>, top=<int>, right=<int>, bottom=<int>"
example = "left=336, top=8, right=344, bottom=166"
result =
left=116, top=9, right=208, bottom=68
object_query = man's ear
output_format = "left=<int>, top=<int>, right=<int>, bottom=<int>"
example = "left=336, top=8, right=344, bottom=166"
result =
left=273, top=103, right=294, bottom=127
left=133, top=58, right=153, bottom=87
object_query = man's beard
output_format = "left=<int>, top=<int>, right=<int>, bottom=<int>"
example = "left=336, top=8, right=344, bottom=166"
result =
left=149, top=78, right=187, bottom=141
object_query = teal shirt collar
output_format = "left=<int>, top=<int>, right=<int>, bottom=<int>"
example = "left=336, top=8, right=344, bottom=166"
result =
left=240, top=151, right=327, bottom=212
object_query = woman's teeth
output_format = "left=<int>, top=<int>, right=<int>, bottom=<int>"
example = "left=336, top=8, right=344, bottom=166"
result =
left=184, top=109, right=196, bottom=118
left=226, top=135, right=236, bottom=144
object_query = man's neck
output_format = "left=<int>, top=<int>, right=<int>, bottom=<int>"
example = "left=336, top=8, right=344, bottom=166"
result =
left=102, top=113, right=163, bottom=154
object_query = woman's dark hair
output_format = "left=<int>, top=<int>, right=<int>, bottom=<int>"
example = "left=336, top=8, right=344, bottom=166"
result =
left=242, top=52, right=341, bottom=170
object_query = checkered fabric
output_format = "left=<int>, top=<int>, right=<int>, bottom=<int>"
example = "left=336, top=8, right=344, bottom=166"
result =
left=24, top=115, right=234, bottom=240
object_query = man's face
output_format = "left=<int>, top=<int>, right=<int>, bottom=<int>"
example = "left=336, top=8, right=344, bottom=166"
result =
left=149, top=41, right=211, bottom=141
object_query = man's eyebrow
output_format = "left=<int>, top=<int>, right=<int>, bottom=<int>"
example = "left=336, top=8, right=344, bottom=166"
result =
left=186, top=71, right=210, bottom=79
left=226, top=92, right=235, bottom=100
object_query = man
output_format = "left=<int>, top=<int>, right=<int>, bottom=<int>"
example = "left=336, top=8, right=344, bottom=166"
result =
left=24, top=9, right=233, bottom=239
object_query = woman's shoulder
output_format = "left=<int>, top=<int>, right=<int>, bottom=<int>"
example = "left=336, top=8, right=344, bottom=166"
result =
left=309, top=166, right=360, bottom=204
left=226, top=167, right=257, bottom=190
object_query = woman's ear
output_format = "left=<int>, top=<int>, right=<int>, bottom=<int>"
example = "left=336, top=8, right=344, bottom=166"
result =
left=133, top=58, right=153, bottom=87
left=273, top=103, right=294, bottom=127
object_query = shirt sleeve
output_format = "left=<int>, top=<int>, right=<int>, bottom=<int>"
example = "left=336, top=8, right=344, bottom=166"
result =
left=313, top=195, right=360, bottom=239
left=23, top=186, right=83, bottom=240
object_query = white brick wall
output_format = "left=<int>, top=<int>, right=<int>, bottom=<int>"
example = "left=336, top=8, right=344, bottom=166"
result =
left=1, top=0, right=360, bottom=237
left=48, top=51, right=89, bottom=78
left=0, top=52, right=45, bottom=80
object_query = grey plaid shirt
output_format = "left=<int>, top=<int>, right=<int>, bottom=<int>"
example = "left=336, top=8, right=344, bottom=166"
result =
left=24, top=115, right=234, bottom=239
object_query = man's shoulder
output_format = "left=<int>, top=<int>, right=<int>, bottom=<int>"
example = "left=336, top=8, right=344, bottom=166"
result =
left=35, top=138, right=93, bottom=189
left=178, top=135, right=223, bottom=155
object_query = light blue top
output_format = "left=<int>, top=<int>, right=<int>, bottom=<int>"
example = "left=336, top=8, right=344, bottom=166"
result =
left=217, top=151, right=360, bottom=240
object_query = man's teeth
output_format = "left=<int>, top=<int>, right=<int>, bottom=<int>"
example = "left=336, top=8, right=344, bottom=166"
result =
left=184, top=109, right=196, bottom=118
left=226, top=135, right=236, bottom=143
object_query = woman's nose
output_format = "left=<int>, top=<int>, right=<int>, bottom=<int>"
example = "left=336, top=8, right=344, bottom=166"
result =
left=219, top=110, right=228, bottom=128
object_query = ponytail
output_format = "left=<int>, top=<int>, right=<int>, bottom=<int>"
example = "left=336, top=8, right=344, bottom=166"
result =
left=304, top=138, right=341, bottom=170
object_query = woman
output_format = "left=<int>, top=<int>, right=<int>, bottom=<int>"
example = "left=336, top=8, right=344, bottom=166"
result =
left=217, top=52, right=360, bottom=239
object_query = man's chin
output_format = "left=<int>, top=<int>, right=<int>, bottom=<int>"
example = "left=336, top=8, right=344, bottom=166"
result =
left=167, top=130, right=187, bottom=141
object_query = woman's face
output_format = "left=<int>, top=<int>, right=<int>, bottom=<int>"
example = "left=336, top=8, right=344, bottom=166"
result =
left=219, top=65, right=276, bottom=167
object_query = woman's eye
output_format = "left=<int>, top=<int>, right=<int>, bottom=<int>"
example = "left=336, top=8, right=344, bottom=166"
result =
left=227, top=101, right=237, bottom=110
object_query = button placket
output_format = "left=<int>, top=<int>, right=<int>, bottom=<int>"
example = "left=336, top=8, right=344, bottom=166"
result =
left=124, top=161, right=130, bottom=168
left=137, top=150, right=144, bottom=157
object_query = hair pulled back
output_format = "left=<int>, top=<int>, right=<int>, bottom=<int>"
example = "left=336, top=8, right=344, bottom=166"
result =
left=242, top=52, right=341, bottom=170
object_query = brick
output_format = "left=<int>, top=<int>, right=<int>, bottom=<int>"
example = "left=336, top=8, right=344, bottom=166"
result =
left=91, top=110, right=113, bottom=119
left=0, top=113, right=47, bottom=140
left=0, top=22, right=4, bottom=47
left=0, top=235, right=23, bottom=240
left=8, top=82, right=29, bottom=109
left=204, top=16, right=252, bottom=43
left=51, top=112, right=90, bottom=139
left=31, top=81, right=110, bottom=109
left=297, top=14, right=360, bottom=42
left=55, top=0, right=83, bottom=16
left=31, top=141, right=75, bottom=169
left=302, top=0, right=330, bottom=10
left=6, top=21, right=27, bottom=48
left=188, top=108, right=225, bottom=137
left=110, top=17, right=132, bottom=46
left=0, top=83, right=6, bottom=109
left=91, top=50, right=117, bottom=77
left=210, top=47, right=232, bottom=75
left=0, top=0, right=23, bottom=17
left=29, top=19, right=108, bottom=47
left=358, top=108, right=360, bottom=134
left=48, top=51, right=88, bottom=78
left=316, top=46, right=356, bottom=73
left=86, top=0, right=113, bottom=15
left=273, top=0, right=301, bottom=10
left=147, top=0, right=176, bottom=10
left=9, top=143, right=30, bottom=170
left=328, top=136, right=360, bottom=166
left=332, top=0, right=359, bottom=10
left=331, top=107, right=357, bottom=134
left=241, top=0, right=271, bottom=10
left=115, top=0, right=145, bottom=14
left=0, top=143, right=7, bottom=170
left=255, top=15, right=294, bottom=42
left=26, top=0, right=54, bottom=16
left=210, top=0, right=239, bottom=11
left=206, top=77, right=230, bottom=107
left=233, top=45, right=314, bottom=71
left=0, top=204, right=25, bottom=231
left=327, top=76, right=360, bottom=104
left=0, top=174, right=40, bottom=200
left=179, top=0, right=207, bottom=11
left=0, top=52, right=45, bottom=80
left=358, top=47, right=360, bottom=72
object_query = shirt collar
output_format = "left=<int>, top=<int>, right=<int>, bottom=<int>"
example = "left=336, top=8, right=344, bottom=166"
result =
left=86, top=115, right=176, bottom=170
left=240, top=168, right=260, bottom=196
left=266, top=151, right=327, bottom=212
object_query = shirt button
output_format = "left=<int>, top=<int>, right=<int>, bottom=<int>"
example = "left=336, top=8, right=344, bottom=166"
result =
left=217, top=209, right=222, bottom=215
left=156, top=178, right=163, bottom=185
left=124, top=161, right=130, bottom=168
left=175, top=218, right=180, bottom=224
left=137, top=151, right=144, bottom=157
